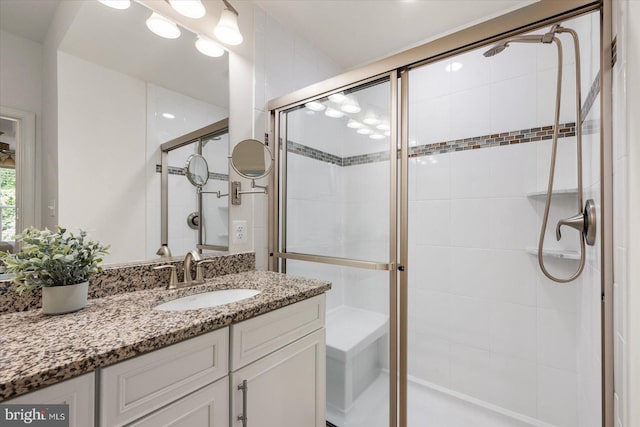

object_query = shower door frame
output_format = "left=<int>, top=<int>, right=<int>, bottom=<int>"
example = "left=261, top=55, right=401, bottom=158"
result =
left=267, top=1, right=613, bottom=426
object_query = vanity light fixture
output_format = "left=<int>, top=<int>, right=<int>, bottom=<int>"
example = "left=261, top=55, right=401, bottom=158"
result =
left=325, top=107, right=345, bottom=118
left=347, top=119, right=364, bottom=129
left=98, top=0, right=131, bottom=10
left=195, top=36, right=225, bottom=57
left=340, top=98, right=361, bottom=114
left=328, top=92, right=347, bottom=104
left=169, top=0, right=206, bottom=19
left=162, top=113, right=176, bottom=119
left=357, top=128, right=373, bottom=135
left=214, top=0, right=243, bottom=45
left=146, top=12, right=181, bottom=39
left=305, top=101, right=325, bottom=111
left=370, top=134, right=385, bottom=140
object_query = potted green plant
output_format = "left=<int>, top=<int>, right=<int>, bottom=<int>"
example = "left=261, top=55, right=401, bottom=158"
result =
left=0, top=226, right=109, bottom=314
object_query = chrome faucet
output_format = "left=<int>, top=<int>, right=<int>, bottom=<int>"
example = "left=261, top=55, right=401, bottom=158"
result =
left=154, top=250, right=205, bottom=289
left=183, top=250, right=202, bottom=284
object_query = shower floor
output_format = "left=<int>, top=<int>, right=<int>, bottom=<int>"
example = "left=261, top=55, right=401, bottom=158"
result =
left=327, top=372, right=544, bottom=427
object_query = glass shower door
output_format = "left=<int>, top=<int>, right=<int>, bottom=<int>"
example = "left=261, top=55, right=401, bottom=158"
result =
left=275, top=75, right=398, bottom=427
left=404, top=11, right=602, bottom=427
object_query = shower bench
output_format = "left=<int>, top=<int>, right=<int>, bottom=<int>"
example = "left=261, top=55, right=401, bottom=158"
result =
left=325, top=306, right=389, bottom=418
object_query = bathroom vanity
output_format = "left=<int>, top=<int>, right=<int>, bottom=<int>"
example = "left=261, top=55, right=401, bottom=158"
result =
left=0, top=268, right=330, bottom=427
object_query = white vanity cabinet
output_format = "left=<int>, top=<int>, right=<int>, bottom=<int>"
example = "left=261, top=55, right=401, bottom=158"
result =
left=5, top=373, right=94, bottom=427
left=100, top=327, right=229, bottom=427
left=230, top=295, right=326, bottom=427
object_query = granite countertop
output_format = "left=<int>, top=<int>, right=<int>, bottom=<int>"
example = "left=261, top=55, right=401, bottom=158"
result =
left=0, top=271, right=331, bottom=401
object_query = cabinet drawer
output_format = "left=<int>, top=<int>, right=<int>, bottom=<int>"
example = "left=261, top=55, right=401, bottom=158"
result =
left=230, top=294, right=325, bottom=370
left=7, top=373, right=94, bottom=427
left=129, top=377, right=229, bottom=427
left=101, top=327, right=228, bottom=427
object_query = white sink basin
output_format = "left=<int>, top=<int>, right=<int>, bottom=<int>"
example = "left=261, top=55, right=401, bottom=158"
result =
left=154, top=289, right=261, bottom=311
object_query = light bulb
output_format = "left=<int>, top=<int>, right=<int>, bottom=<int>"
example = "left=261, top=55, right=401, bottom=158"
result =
left=169, top=0, right=206, bottom=19
left=162, top=113, right=175, bottom=119
left=347, top=120, right=363, bottom=129
left=98, top=0, right=131, bottom=9
left=196, top=36, right=224, bottom=57
left=370, top=134, right=385, bottom=140
left=305, top=101, right=325, bottom=112
left=341, top=98, right=361, bottom=114
left=363, top=115, right=380, bottom=125
left=445, top=62, right=463, bottom=72
left=325, top=107, right=344, bottom=118
left=328, top=93, right=347, bottom=103
left=146, top=13, right=181, bottom=39
left=357, top=128, right=373, bottom=135
left=214, top=9, right=243, bottom=45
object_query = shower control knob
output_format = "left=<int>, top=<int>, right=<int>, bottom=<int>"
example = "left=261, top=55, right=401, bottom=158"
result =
left=555, top=199, right=596, bottom=246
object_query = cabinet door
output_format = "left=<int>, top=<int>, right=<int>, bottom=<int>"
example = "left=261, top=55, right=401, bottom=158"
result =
left=231, top=328, right=325, bottom=427
left=129, top=377, right=229, bottom=427
left=6, top=373, right=94, bottom=427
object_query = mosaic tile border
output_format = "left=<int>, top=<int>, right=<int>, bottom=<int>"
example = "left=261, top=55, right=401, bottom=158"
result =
left=288, top=72, right=601, bottom=167
left=286, top=122, right=578, bottom=165
left=155, top=164, right=229, bottom=181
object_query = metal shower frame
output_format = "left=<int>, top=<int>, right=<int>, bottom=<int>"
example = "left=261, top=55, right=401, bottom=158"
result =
left=267, top=0, right=613, bottom=426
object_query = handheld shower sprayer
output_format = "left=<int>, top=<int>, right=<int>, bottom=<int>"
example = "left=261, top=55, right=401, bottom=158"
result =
left=483, top=24, right=596, bottom=283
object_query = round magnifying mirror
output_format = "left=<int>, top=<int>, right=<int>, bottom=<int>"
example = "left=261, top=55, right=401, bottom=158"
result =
left=230, top=139, right=273, bottom=179
left=185, top=154, right=209, bottom=187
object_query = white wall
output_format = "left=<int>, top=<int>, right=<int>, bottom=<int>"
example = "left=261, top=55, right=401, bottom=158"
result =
left=612, top=1, right=640, bottom=426
left=57, top=51, right=147, bottom=263
left=250, top=5, right=342, bottom=270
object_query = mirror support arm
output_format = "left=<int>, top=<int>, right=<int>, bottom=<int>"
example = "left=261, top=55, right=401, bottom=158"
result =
left=231, top=180, right=268, bottom=205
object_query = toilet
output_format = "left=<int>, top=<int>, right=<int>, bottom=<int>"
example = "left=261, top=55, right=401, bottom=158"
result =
left=325, top=306, right=389, bottom=417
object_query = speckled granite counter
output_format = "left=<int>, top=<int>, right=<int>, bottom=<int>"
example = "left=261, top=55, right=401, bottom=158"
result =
left=0, top=271, right=331, bottom=401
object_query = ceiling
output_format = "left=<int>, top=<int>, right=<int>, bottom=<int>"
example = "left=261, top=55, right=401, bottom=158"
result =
left=0, top=0, right=61, bottom=43
left=254, top=0, right=537, bottom=69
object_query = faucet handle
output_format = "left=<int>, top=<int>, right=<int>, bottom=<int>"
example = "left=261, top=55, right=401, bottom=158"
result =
left=153, top=265, right=178, bottom=289
left=195, top=259, right=217, bottom=282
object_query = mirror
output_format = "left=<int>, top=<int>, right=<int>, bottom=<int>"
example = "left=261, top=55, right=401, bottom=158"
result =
left=185, top=154, right=209, bottom=187
left=230, top=139, right=273, bottom=179
left=0, top=1, right=230, bottom=263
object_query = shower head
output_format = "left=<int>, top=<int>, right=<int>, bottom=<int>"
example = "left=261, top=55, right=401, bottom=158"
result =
left=483, top=43, right=508, bottom=57
left=482, top=33, right=553, bottom=57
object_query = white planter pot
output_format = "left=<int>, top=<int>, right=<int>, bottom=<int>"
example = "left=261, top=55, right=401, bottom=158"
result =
left=41, top=281, right=89, bottom=315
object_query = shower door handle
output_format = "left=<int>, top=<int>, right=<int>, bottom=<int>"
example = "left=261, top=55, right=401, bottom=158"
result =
left=555, top=199, right=596, bottom=245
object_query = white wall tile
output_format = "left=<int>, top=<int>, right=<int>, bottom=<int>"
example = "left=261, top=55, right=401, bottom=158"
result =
left=449, top=343, right=492, bottom=402
left=487, top=353, right=537, bottom=417
left=413, top=154, right=451, bottom=200
left=450, top=199, right=492, bottom=248
left=537, top=308, right=578, bottom=371
left=450, top=148, right=492, bottom=199
left=537, top=365, right=578, bottom=426
left=412, top=200, right=451, bottom=246
left=449, top=85, right=492, bottom=141
left=449, top=295, right=491, bottom=350
left=408, top=331, right=451, bottom=386
left=490, top=74, right=537, bottom=133
left=488, top=198, right=537, bottom=250
left=409, top=245, right=451, bottom=293
left=490, top=302, right=537, bottom=362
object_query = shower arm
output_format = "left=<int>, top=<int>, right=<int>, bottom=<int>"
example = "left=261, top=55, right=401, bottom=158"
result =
left=537, top=29, right=590, bottom=283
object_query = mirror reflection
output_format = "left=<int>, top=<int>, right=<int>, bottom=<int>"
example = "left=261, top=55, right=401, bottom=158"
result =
left=186, top=154, right=210, bottom=187
left=0, top=1, right=230, bottom=263
left=230, top=139, right=273, bottom=179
